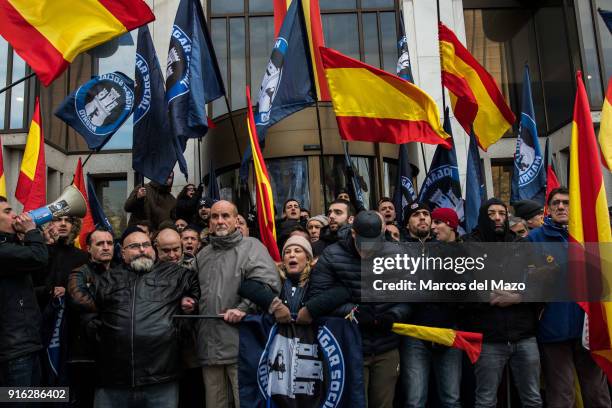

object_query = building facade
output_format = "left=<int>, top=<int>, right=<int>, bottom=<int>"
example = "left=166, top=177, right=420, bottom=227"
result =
left=0, top=0, right=610, bottom=232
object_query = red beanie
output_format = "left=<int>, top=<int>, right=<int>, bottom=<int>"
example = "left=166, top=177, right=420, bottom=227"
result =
left=431, top=207, right=459, bottom=230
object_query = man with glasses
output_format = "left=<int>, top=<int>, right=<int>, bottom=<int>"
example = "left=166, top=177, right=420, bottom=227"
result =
left=529, top=187, right=611, bottom=407
left=85, top=226, right=199, bottom=408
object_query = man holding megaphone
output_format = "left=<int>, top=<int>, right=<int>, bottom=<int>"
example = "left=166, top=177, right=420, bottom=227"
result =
left=0, top=196, right=49, bottom=388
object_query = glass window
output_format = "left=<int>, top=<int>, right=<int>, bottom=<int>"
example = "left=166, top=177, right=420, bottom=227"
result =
left=320, top=0, right=356, bottom=11
left=249, top=16, right=275, bottom=95
left=322, top=155, right=374, bottom=209
left=0, top=39, right=7, bottom=129
left=596, top=0, right=612, bottom=84
left=230, top=18, right=247, bottom=110
left=363, top=13, right=380, bottom=67
left=362, top=0, right=394, bottom=8
left=265, top=157, right=310, bottom=212
left=212, top=18, right=228, bottom=116
left=379, top=12, right=398, bottom=73
left=93, top=177, right=128, bottom=238
left=10, top=50, right=26, bottom=129
left=217, top=167, right=241, bottom=203
left=491, top=160, right=512, bottom=205
left=322, top=14, right=360, bottom=61
left=383, top=160, right=398, bottom=198
left=97, top=31, right=136, bottom=150
left=212, top=0, right=244, bottom=15
left=249, top=0, right=273, bottom=13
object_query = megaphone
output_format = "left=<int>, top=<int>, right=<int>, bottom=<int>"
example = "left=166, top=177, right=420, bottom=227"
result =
left=29, top=185, right=87, bottom=226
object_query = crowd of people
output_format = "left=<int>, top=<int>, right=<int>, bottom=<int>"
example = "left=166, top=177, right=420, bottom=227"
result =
left=1, top=170, right=611, bottom=408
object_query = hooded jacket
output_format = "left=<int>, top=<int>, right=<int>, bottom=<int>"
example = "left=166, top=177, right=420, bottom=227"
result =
left=462, top=198, right=540, bottom=343
left=0, top=229, right=48, bottom=363
left=305, top=228, right=411, bottom=356
left=528, top=217, right=583, bottom=342
left=124, top=181, right=176, bottom=229
left=195, top=230, right=281, bottom=366
left=89, top=261, right=199, bottom=387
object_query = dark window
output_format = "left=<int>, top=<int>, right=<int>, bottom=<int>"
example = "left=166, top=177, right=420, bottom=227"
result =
left=491, top=159, right=513, bottom=204
left=463, top=1, right=581, bottom=134
left=322, top=155, right=374, bottom=210
left=93, top=176, right=128, bottom=238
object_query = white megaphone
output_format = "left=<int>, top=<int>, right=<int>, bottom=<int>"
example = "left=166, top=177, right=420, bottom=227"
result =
left=28, top=185, right=87, bottom=226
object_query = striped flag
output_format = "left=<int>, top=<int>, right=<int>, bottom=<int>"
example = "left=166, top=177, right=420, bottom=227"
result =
left=0, top=0, right=154, bottom=86
left=320, top=46, right=451, bottom=147
left=15, top=98, right=46, bottom=211
left=392, top=323, right=483, bottom=363
left=246, top=86, right=281, bottom=262
left=439, top=22, right=515, bottom=150
left=72, top=158, right=95, bottom=249
left=599, top=76, right=612, bottom=170
left=274, top=0, right=329, bottom=100
left=0, top=138, right=6, bottom=197
left=569, top=72, right=612, bottom=381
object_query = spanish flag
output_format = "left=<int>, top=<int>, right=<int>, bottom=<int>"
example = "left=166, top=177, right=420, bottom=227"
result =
left=246, top=86, right=281, bottom=262
left=392, top=323, right=483, bottom=363
left=0, top=138, right=6, bottom=197
left=0, top=0, right=154, bottom=86
left=72, top=158, right=95, bottom=250
left=439, top=22, right=515, bottom=150
left=599, top=76, right=612, bottom=170
left=569, top=72, right=612, bottom=381
left=15, top=98, right=46, bottom=211
left=320, top=46, right=451, bottom=147
left=274, top=0, right=330, bottom=101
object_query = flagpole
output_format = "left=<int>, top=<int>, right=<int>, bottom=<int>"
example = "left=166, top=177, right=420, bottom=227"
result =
left=223, top=96, right=243, bottom=160
left=0, top=72, right=36, bottom=95
left=197, top=138, right=203, bottom=184
left=314, top=100, right=327, bottom=204
left=435, top=0, right=447, bottom=112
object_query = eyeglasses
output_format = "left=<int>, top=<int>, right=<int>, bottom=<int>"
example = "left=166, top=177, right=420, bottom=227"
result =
left=123, top=242, right=152, bottom=250
left=550, top=199, right=569, bottom=208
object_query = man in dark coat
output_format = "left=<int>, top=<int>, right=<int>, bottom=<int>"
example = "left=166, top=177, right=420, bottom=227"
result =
left=462, top=198, right=543, bottom=408
left=302, top=210, right=410, bottom=408
left=124, top=172, right=176, bottom=229
left=0, top=196, right=48, bottom=387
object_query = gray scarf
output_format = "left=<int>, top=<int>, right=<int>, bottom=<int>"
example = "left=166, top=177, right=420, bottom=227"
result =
left=209, top=229, right=242, bottom=250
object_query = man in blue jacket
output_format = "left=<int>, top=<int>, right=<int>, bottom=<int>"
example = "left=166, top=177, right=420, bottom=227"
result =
left=529, top=187, right=611, bottom=407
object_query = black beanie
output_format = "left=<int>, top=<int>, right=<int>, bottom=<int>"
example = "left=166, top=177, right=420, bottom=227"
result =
left=512, top=200, right=543, bottom=220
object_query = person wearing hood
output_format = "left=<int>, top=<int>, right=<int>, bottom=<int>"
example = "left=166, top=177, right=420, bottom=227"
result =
left=303, top=211, right=410, bottom=408
left=512, top=199, right=544, bottom=231
left=528, top=187, right=610, bottom=407
left=174, top=183, right=204, bottom=223
left=195, top=200, right=281, bottom=408
left=124, top=171, right=177, bottom=230
left=462, top=198, right=543, bottom=408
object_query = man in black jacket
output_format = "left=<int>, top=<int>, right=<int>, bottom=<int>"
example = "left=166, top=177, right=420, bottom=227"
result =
left=303, top=210, right=410, bottom=408
left=80, top=226, right=200, bottom=408
left=463, top=198, right=542, bottom=408
left=0, top=196, right=48, bottom=387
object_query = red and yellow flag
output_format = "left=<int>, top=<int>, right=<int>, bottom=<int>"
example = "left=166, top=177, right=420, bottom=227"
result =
left=246, top=86, right=281, bottom=262
left=0, top=0, right=154, bottom=86
left=274, top=0, right=330, bottom=101
left=15, top=98, right=46, bottom=211
left=569, top=72, right=612, bottom=381
left=392, top=323, right=483, bottom=364
left=320, top=46, right=451, bottom=147
left=73, top=158, right=95, bottom=250
left=438, top=22, right=515, bottom=150
left=599, top=76, right=612, bottom=170
left=0, top=138, right=6, bottom=197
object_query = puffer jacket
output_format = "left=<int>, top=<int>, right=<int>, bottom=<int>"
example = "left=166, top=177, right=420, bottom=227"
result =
left=305, top=229, right=411, bottom=356
left=196, top=230, right=281, bottom=366
left=528, top=217, right=583, bottom=342
left=124, top=181, right=176, bottom=229
left=89, top=261, right=199, bottom=387
left=0, top=229, right=48, bottom=363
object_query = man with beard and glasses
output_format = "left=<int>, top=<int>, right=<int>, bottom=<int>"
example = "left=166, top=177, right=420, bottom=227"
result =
left=196, top=200, right=281, bottom=408
left=84, top=226, right=200, bottom=408
left=462, top=198, right=543, bottom=408
left=125, top=172, right=177, bottom=230
left=67, top=227, right=115, bottom=407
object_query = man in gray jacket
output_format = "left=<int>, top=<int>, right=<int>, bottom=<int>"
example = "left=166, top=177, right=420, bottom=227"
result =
left=196, top=200, right=281, bottom=408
